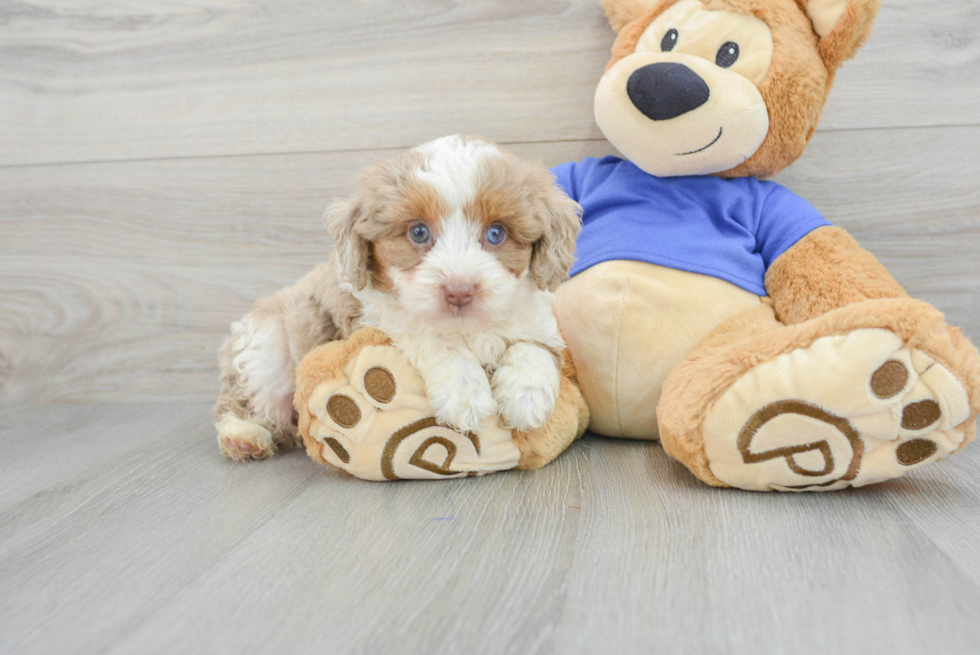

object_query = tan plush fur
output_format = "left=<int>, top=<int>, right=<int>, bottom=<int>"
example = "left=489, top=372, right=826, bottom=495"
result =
left=809, top=0, right=880, bottom=72
left=658, top=298, right=980, bottom=487
left=602, top=0, right=665, bottom=32
left=601, top=0, right=880, bottom=179
left=294, top=327, right=393, bottom=466
left=591, top=0, right=980, bottom=491
left=554, top=261, right=761, bottom=440
left=765, top=226, right=907, bottom=324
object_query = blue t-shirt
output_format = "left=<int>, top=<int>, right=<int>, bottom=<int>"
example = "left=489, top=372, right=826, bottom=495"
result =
left=551, top=156, right=830, bottom=295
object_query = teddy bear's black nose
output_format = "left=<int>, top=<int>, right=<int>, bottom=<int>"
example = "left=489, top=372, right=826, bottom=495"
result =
left=626, top=62, right=710, bottom=121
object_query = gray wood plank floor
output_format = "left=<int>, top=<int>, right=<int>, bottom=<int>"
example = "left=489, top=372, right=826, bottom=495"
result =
left=1, top=403, right=979, bottom=654
left=1, top=0, right=979, bottom=653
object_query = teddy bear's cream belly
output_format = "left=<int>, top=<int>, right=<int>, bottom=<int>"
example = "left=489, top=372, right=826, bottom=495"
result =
left=555, top=260, right=760, bottom=440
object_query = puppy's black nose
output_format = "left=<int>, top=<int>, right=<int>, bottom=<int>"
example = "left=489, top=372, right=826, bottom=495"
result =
left=626, top=62, right=709, bottom=121
left=443, top=283, right=475, bottom=307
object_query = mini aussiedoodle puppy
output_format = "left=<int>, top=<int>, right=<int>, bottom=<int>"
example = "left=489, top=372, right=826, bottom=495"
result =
left=215, top=135, right=582, bottom=460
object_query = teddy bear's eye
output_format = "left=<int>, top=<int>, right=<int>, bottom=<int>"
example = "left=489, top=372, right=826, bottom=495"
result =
left=661, top=29, right=678, bottom=52
left=716, top=42, right=739, bottom=68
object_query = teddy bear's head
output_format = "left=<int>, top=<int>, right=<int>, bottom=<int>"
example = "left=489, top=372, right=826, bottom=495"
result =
left=595, top=0, right=879, bottom=178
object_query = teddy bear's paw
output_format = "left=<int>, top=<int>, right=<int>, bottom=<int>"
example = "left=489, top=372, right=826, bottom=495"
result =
left=302, top=345, right=520, bottom=481
left=216, top=414, right=275, bottom=461
left=701, top=328, right=972, bottom=492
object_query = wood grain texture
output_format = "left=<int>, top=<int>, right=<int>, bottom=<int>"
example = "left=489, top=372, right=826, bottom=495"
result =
left=2, top=2, right=979, bottom=653
left=2, top=129, right=978, bottom=403
left=0, top=403, right=978, bottom=654
left=0, top=0, right=977, bottom=166
left=0, top=403, right=208, bottom=513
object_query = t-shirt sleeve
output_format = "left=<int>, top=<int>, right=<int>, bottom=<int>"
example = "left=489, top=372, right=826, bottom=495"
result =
left=550, top=160, right=581, bottom=203
left=756, top=183, right=832, bottom=269
left=551, top=157, right=596, bottom=202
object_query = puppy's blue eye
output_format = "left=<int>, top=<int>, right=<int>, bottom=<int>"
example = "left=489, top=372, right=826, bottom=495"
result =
left=485, top=224, right=506, bottom=245
left=408, top=223, right=430, bottom=244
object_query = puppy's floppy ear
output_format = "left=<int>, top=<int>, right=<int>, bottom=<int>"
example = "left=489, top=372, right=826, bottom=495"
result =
left=601, top=0, right=663, bottom=32
left=324, top=198, right=370, bottom=291
left=530, top=174, right=582, bottom=293
left=798, top=0, right=880, bottom=72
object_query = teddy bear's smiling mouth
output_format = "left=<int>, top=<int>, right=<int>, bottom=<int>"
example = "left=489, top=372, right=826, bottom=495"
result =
left=675, top=127, right=723, bottom=156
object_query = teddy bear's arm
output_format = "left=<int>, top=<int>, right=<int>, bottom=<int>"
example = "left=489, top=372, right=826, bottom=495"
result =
left=763, top=225, right=907, bottom=325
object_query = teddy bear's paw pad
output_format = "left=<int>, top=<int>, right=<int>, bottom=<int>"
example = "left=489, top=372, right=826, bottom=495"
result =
left=303, top=345, right=521, bottom=481
left=702, top=328, right=971, bottom=492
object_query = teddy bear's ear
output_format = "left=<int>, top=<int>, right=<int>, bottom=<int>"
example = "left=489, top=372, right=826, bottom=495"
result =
left=601, top=0, right=663, bottom=32
left=800, top=0, right=881, bottom=72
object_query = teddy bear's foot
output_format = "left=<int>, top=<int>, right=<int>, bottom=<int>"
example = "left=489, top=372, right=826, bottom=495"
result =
left=701, top=328, right=973, bottom=491
left=296, top=330, right=523, bottom=481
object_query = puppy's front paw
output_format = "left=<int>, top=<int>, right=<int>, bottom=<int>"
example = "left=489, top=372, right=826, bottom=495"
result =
left=492, top=344, right=561, bottom=431
left=427, top=362, right=496, bottom=433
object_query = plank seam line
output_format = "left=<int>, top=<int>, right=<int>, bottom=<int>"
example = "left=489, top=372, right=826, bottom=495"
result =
left=1, top=123, right=977, bottom=171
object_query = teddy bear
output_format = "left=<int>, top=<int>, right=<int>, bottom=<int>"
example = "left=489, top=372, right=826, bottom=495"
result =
left=295, top=0, right=980, bottom=490
left=550, top=0, right=980, bottom=490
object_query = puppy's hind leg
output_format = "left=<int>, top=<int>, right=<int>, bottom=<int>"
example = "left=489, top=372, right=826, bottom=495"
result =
left=215, top=312, right=300, bottom=461
left=215, top=412, right=277, bottom=462
left=214, top=260, right=358, bottom=461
